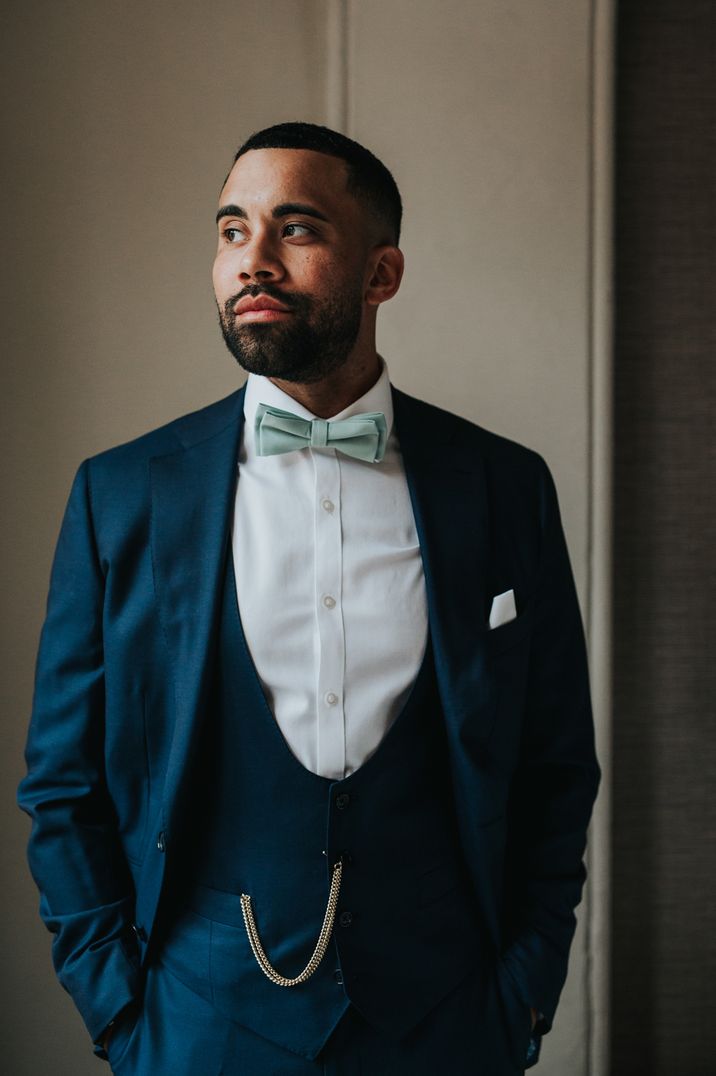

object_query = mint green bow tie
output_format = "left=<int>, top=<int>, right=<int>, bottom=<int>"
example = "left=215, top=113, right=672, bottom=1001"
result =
left=255, top=404, right=388, bottom=463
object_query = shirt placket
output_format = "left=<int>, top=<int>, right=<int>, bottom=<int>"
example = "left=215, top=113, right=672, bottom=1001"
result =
left=311, top=447, right=345, bottom=779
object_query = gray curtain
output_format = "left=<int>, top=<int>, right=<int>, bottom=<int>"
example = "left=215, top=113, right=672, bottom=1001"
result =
left=612, top=2, right=716, bottom=1073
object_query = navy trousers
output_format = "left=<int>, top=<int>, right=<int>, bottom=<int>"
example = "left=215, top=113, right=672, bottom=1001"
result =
left=106, top=957, right=528, bottom=1075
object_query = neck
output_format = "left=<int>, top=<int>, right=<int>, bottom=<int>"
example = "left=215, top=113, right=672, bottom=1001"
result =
left=268, top=351, right=383, bottom=419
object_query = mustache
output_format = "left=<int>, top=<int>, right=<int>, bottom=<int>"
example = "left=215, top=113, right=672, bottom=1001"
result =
left=223, top=284, right=309, bottom=318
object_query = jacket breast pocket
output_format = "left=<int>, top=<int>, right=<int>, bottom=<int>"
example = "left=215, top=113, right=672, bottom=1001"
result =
left=482, top=609, right=533, bottom=751
left=483, top=602, right=534, bottom=655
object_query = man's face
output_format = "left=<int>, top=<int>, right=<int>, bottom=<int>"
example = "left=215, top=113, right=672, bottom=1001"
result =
left=213, top=148, right=373, bottom=383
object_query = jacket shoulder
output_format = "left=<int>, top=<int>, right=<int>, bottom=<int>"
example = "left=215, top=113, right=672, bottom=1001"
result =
left=85, top=386, right=244, bottom=475
left=73, top=388, right=244, bottom=531
left=391, top=385, right=548, bottom=475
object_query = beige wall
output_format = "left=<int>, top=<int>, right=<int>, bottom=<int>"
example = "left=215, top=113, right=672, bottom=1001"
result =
left=3, top=2, right=609, bottom=1072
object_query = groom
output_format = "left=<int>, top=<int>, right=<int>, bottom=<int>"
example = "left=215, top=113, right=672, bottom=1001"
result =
left=18, top=123, right=600, bottom=1074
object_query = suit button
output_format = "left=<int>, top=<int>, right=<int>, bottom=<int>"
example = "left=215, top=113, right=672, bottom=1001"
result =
left=339, top=911, right=353, bottom=927
left=333, top=969, right=344, bottom=984
left=156, top=831, right=166, bottom=852
left=335, top=793, right=350, bottom=810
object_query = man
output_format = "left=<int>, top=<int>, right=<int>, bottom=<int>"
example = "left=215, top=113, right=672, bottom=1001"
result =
left=18, top=122, right=600, bottom=1074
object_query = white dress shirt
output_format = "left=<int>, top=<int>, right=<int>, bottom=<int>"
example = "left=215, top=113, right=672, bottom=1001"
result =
left=232, top=359, right=429, bottom=780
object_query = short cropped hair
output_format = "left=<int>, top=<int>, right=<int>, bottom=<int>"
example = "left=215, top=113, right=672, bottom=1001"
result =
left=232, top=121, right=402, bottom=246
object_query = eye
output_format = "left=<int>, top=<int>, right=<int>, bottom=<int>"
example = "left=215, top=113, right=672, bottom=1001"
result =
left=222, top=226, right=245, bottom=243
left=283, top=222, right=313, bottom=239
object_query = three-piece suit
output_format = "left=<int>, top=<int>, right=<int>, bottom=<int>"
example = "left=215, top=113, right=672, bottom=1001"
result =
left=18, top=374, right=600, bottom=1074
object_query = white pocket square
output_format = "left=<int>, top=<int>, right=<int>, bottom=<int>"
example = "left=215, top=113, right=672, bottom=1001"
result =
left=488, top=588, right=517, bottom=629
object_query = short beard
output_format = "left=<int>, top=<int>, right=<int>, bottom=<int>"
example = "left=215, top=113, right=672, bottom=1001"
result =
left=217, top=282, right=363, bottom=384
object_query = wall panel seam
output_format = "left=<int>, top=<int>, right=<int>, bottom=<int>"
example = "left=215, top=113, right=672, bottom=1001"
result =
left=586, top=2, right=615, bottom=1075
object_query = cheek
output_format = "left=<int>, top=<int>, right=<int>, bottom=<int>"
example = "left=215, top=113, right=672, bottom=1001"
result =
left=288, top=250, right=325, bottom=284
left=301, top=255, right=361, bottom=298
left=212, top=254, right=233, bottom=300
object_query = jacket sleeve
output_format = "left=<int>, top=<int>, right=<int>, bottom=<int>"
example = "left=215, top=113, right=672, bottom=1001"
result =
left=501, top=455, right=601, bottom=1062
left=17, top=459, right=142, bottom=1048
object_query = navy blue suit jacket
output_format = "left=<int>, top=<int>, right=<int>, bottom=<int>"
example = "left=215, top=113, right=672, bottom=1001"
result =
left=18, top=383, right=600, bottom=1061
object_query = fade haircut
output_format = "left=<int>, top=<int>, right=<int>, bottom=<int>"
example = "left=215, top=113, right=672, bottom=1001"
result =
left=231, top=121, right=402, bottom=246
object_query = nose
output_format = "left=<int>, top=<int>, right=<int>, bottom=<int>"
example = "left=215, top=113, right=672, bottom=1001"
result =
left=237, top=230, right=285, bottom=284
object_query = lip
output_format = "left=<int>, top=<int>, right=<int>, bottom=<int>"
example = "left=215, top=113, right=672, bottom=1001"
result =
left=236, top=308, right=293, bottom=323
left=234, top=295, right=292, bottom=318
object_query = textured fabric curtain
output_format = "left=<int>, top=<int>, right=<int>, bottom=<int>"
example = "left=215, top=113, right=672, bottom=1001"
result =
left=612, top=2, right=716, bottom=1073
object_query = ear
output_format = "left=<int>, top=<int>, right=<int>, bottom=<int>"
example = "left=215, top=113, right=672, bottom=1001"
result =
left=364, top=246, right=404, bottom=307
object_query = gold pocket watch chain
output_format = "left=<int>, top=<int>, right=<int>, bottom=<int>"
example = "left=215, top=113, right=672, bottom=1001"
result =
left=239, top=858, right=343, bottom=987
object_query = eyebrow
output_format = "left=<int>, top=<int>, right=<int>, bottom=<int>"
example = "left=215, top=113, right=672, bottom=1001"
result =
left=215, top=202, right=330, bottom=225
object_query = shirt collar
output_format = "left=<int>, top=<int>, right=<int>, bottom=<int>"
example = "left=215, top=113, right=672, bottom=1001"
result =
left=243, top=357, right=394, bottom=452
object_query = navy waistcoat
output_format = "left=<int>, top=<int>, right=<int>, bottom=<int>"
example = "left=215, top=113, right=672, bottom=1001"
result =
left=158, top=545, right=489, bottom=1060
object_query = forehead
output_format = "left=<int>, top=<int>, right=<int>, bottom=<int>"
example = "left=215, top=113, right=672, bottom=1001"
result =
left=219, top=148, right=354, bottom=216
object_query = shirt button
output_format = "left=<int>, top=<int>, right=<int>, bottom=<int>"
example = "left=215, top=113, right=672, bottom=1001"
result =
left=321, top=498, right=335, bottom=513
left=325, top=692, right=339, bottom=706
left=323, top=595, right=336, bottom=609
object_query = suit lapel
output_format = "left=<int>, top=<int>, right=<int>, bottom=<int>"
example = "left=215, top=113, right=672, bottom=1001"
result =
left=392, top=387, right=493, bottom=728
left=150, top=386, right=246, bottom=828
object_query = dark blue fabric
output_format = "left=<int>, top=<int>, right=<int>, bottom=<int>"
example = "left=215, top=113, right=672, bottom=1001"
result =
left=18, top=383, right=600, bottom=1066
left=156, top=543, right=490, bottom=1058
left=106, top=957, right=528, bottom=1075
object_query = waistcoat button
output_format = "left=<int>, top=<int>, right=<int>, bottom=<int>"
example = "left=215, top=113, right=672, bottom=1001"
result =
left=333, top=969, right=344, bottom=984
left=339, top=911, right=353, bottom=927
left=156, top=831, right=166, bottom=852
left=335, top=793, right=350, bottom=810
